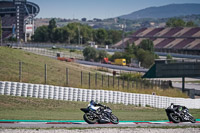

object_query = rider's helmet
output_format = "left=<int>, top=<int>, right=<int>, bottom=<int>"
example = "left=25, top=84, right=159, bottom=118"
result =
left=170, top=103, right=174, bottom=108
left=90, top=100, right=95, bottom=105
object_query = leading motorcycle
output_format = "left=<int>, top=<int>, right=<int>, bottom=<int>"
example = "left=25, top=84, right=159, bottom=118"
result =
left=80, top=103, right=119, bottom=124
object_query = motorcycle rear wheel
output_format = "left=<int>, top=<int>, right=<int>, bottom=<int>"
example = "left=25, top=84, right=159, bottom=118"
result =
left=169, top=113, right=181, bottom=123
left=110, top=114, right=119, bottom=124
left=83, top=113, right=97, bottom=124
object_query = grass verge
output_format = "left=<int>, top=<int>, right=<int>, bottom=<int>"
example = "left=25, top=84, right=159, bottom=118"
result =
left=0, top=95, right=200, bottom=121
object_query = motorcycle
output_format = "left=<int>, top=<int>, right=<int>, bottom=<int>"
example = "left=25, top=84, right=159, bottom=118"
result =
left=165, top=104, right=196, bottom=123
left=80, top=104, right=119, bottom=124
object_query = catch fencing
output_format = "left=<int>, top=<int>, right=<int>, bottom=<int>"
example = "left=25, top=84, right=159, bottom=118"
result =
left=0, top=81, right=200, bottom=109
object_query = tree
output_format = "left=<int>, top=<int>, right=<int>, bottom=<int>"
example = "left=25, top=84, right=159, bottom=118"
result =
left=83, top=46, right=98, bottom=61
left=166, top=54, right=173, bottom=60
left=166, top=18, right=185, bottom=27
left=110, top=52, right=123, bottom=62
left=94, top=29, right=108, bottom=44
left=125, top=43, right=133, bottom=54
left=142, top=51, right=155, bottom=68
left=123, top=53, right=135, bottom=64
left=136, top=49, right=146, bottom=63
left=62, top=26, right=70, bottom=43
left=97, top=50, right=108, bottom=61
left=123, top=43, right=137, bottom=64
left=0, top=17, right=2, bottom=42
left=105, top=39, right=113, bottom=45
left=107, top=30, right=122, bottom=44
left=66, top=23, right=77, bottom=44
left=136, top=49, right=155, bottom=68
left=52, top=28, right=69, bottom=43
left=186, top=21, right=196, bottom=27
left=33, top=26, right=49, bottom=42
left=32, top=21, right=125, bottom=45
left=139, top=39, right=154, bottom=52
left=79, top=25, right=93, bottom=44
left=48, top=19, right=57, bottom=42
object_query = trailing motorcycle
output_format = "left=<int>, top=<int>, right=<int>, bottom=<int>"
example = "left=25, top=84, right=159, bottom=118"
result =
left=165, top=103, right=196, bottom=123
left=80, top=102, right=119, bottom=124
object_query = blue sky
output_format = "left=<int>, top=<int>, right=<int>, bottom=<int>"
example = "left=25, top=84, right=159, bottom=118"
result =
left=29, top=0, right=200, bottom=19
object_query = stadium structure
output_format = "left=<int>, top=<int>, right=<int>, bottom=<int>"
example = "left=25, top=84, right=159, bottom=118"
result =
left=0, top=0, right=39, bottom=42
left=113, top=27, right=200, bottom=55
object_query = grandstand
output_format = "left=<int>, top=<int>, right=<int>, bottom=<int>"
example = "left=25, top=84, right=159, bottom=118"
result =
left=113, top=27, right=200, bottom=55
left=0, top=0, right=39, bottom=42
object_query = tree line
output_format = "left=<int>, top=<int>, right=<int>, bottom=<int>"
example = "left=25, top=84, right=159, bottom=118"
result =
left=110, top=39, right=158, bottom=68
left=0, top=18, right=2, bottom=40
left=83, top=39, right=157, bottom=68
left=33, top=19, right=123, bottom=45
left=166, top=18, right=197, bottom=27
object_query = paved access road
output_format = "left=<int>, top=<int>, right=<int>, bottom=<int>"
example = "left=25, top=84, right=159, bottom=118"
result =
left=76, top=60, right=148, bottom=72
left=173, top=82, right=200, bottom=90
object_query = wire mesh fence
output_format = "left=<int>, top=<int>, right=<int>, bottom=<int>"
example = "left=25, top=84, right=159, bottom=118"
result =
left=21, top=44, right=84, bottom=59
left=2, top=61, right=172, bottom=91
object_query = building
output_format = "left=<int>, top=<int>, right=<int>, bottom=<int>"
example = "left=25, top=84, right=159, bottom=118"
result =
left=0, top=0, right=39, bottom=42
left=113, top=27, right=200, bottom=55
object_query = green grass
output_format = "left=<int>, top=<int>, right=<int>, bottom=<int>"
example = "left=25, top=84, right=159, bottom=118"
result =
left=0, top=95, right=200, bottom=121
left=185, top=81, right=200, bottom=83
left=0, top=47, right=188, bottom=97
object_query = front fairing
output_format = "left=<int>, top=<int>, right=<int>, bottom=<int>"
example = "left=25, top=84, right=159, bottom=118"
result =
left=104, top=108, right=112, bottom=113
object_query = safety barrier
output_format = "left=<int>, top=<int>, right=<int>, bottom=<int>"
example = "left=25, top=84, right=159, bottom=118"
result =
left=0, top=81, right=200, bottom=109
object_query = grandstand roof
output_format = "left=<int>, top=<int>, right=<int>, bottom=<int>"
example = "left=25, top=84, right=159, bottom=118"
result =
left=0, top=0, right=40, bottom=17
left=0, top=0, right=40, bottom=40
left=113, top=27, right=200, bottom=50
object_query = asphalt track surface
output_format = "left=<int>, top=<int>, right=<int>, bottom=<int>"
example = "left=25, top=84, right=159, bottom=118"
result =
left=1, top=120, right=200, bottom=128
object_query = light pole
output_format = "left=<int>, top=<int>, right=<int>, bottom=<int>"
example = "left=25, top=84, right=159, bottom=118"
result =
left=78, top=26, right=80, bottom=45
left=80, top=36, right=82, bottom=46
left=121, top=23, right=126, bottom=48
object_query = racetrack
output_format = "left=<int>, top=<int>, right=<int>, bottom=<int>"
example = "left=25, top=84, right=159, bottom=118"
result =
left=1, top=128, right=200, bottom=133
left=1, top=120, right=200, bottom=128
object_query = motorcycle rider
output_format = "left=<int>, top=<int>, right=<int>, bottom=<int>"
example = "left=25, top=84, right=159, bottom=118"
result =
left=170, top=103, right=188, bottom=119
left=89, top=100, right=105, bottom=114
left=170, top=103, right=185, bottom=112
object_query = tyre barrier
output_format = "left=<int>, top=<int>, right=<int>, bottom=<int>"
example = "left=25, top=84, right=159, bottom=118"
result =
left=54, top=86, right=59, bottom=100
left=48, top=85, right=54, bottom=99
left=0, top=81, right=200, bottom=109
left=58, top=87, right=64, bottom=100
left=38, top=85, right=44, bottom=99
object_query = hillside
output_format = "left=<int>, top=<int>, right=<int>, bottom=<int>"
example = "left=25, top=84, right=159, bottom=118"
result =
left=0, top=47, right=188, bottom=97
left=120, top=3, right=200, bottom=20
left=0, top=47, right=94, bottom=88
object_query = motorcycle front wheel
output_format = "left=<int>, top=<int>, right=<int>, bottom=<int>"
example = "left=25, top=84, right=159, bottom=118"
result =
left=169, top=113, right=181, bottom=123
left=110, top=114, right=119, bottom=124
left=83, top=113, right=97, bottom=124
left=189, top=116, right=196, bottom=123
